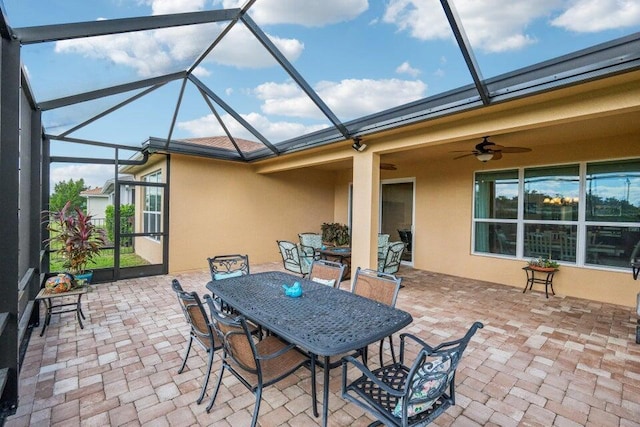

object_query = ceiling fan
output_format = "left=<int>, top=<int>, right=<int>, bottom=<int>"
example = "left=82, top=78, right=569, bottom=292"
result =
left=451, top=136, right=531, bottom=162
left=380, top=163, right=397, bottom=170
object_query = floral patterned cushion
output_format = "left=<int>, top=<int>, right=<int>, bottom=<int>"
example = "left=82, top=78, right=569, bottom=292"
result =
left=392, top=354, right=452, bottom=418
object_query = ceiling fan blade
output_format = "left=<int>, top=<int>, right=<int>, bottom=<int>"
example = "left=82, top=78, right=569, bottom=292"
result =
left=380, top=163, right=397, bottom=170
left=499, top=146, right=531, bottom=153
left=492, top=151, right=503, bottom=160
left=453, top=153, right=475, bottom=160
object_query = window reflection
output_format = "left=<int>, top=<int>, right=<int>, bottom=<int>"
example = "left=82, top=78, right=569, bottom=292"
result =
left=524, top=165, right=579, bottom=221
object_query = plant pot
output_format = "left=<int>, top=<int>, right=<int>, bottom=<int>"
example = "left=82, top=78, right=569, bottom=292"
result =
left=529, top=266, right=556, bottom=272
left=74, top=271, right=93, bottom=285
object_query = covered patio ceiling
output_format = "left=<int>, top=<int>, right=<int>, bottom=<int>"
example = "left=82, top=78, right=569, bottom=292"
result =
left=5, top=1, right=640, bottom=164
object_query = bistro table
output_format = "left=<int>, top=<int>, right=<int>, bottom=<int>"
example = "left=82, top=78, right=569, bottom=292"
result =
left=35, top=285, right=88, bottom=336
left=318, top=246, right=351, bottom=279
left=206, top=271, right=412, bottom=427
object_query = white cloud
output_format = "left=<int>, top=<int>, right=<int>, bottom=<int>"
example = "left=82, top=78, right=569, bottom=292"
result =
left=255, top=78, right=427, bottom=119
left=54, top=2, right=305, bottom=77
left=50, top=164, right=114, bottom=189
left=396, top=61, right=421, bottom=77
left=384, top=0, right=562, bottom=53
left=221, top=0, right=368, bottom=26
left=551, top=0, right=640, bottom=32
left=177, top=111, right=328, bottom=141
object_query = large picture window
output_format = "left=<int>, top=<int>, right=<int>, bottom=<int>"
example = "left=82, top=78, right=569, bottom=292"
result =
left=143, top=170, right=162, bottom=242
left=474, top=159, right=640, bottom=270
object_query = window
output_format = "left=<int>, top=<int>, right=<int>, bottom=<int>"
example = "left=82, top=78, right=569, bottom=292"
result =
left=143, top=170, right=162, bottom=241
left=474, top=159, right=640, bottom=270
left=474, top=170, right=518, bottom=255
left=585, top=159, right=640, bottom=267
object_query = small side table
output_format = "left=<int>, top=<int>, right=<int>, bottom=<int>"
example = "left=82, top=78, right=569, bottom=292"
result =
left=522, top=266, right=558, bottom=298
left=35, top=286, right=89, bottom=336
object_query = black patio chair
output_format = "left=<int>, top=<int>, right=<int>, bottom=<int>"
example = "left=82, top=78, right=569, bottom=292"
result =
left=308, top=258, right=346, bottom=288
left=276, top=240, right=313, bottom=277
left=207, top=254, right=250, bottom=281
left=203, top=294, right=312, bottom=427
left=342, top=322, right=484, bottom=427
left=378, top=241, right=406, bottom=275
left=172, top=279, right=221, bottom=405
left=352, top=267, right=403, bottom=366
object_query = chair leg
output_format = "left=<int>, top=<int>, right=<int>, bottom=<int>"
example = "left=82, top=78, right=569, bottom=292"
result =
left=206, top=364, right=226, bottom=413
left=251, top=386, right=263, bottom=427
left=197, top=348, right=215, bottom=404
left=178, top=335, right=194, bottom=374
left=377, top=335, right=396, bottom=367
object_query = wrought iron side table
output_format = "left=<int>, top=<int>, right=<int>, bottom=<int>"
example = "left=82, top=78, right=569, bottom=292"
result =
left=522, top=266, right=558, bottom=298
left=35, top=286, right=88, bottom=336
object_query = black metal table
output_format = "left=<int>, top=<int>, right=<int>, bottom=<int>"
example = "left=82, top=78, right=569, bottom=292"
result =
left=206, top=271, right=412, bottom=426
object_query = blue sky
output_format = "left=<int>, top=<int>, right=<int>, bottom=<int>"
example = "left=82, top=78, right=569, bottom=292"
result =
left=4, top=0, right=640, bottom=188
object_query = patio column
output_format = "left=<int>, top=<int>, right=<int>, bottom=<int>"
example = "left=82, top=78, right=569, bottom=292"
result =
left=351, top=150, right=380, bottom=275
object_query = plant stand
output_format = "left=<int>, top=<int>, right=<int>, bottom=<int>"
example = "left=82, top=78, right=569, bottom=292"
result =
left=522, top=266, right=558, bottom=298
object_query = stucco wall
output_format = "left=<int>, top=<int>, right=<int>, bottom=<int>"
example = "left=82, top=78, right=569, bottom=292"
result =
left=335, top=136, right=640, bottom=307
left=168, top=154, right=336, bottom=273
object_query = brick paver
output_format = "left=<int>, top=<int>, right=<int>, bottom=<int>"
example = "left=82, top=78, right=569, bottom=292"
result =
left=6, top=262, right=640, bottom=426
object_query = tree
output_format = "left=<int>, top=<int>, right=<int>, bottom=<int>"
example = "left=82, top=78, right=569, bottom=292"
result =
left=49, top=178, right=87, bottom=212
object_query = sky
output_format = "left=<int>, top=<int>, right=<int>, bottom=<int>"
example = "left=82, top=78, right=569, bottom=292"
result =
left=4, top=0, right=640, bottom=188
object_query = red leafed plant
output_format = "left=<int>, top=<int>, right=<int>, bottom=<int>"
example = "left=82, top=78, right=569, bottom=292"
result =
left=44, top=201, right=107, bottom=275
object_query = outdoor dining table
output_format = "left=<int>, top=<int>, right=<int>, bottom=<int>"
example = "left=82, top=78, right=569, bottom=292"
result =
left=206, top=271, right=413, bottom=427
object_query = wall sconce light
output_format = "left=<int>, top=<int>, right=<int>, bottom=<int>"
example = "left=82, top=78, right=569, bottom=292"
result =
left=352, top=137, right=367, bottom=152
left=476, top=152, right=494, bottom=162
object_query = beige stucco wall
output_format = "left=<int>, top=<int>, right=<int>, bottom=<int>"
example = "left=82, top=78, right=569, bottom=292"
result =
left=333, top=132, right=640, bottom=308
left=167, top=154, right=336, bottom=273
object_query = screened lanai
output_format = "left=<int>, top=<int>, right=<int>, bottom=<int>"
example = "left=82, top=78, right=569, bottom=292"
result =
left=2, top=0, right=640, bottom=418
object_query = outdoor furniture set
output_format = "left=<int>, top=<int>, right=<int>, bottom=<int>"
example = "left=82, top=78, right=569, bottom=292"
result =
left=170, top=253, right=482, bottom=426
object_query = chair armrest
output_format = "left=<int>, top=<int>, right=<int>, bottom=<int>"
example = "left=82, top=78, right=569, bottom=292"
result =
left=342, top=355, right=405, bottom=398
left=256, top=338, right=299, bottom=361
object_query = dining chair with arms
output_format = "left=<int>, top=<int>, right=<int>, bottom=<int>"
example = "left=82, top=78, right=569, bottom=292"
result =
left=378, top=241, right=406, bottom=275
left=308, top=259, right=346, bottom=288
left=277, top=240, right=313, bottom=277
left=207, top=254, right=250, bottom=281
left=342, top=321, right=484, bottom=427
left=203, top=294, right=312, bottom=426
left=352, top=267, right=403, bottom=366
left=377, top=233, right=390, bottom=262
left=172, top=279, right=221, bottom=405
left=299, top=232, right=323, bottom=261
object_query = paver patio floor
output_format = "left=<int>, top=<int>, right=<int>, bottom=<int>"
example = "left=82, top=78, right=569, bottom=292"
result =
left=6, top=263, right=640, bottom=426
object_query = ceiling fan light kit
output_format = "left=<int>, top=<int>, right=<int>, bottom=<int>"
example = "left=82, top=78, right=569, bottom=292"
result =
left=476, top=152, right=494, bottom=162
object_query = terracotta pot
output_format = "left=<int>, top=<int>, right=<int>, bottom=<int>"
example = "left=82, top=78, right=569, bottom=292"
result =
left=529, top=266, right=556, bottom=272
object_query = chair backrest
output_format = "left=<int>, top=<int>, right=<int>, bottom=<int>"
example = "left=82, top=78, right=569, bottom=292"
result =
left=398, top=322, right=483, bottom=420
left=378, top=241, right=405, bottom=274
left=377, top=233, right=390, bottom=258
left=525, top=232, right=551, bottom=258
left=172, top=279, right=217, bottom=346
left=277, top=240, right=311, bottom=275
left=352, top=267, right=402, bottom=307
left=299, top=233, right=322, bottom=249
left=559, top=234, right=576, bottom=262
left=204, top=294, right=259, bottom=372
left=208, top=254, right=250, bottom=281
left=308, top=259, right=345, bottom=288
left=398, top=229, right=412, bottom=252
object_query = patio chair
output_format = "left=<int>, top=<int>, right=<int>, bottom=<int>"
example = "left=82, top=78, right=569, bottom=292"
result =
left=308, top=259, right=346, bottom=288
left=341, top=322, right=484, bottom=427
left=352, top=267, right=403, bottom=366
left=299, top=232, right=323, bottom=260
left=378, top=233, right=390, bottom=261
left=203, top=294, right=312, bottom=426
left=378, top=241, right=406, bottom=275
left=277, top=240, right=313, bottom=277
left=207, top=254, right=249, bottom=281
left=171, top=279, right=221, bottom=405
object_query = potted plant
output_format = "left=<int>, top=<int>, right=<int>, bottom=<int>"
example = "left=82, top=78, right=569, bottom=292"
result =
left=44, top=200, right=107, bottom=284
left=527, top=256, right=560, bottom=272
left=321, top=222, right=350, bottom=247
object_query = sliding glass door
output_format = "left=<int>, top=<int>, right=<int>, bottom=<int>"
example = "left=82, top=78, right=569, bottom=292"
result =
left=381, top=179, right=415, bottom=264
